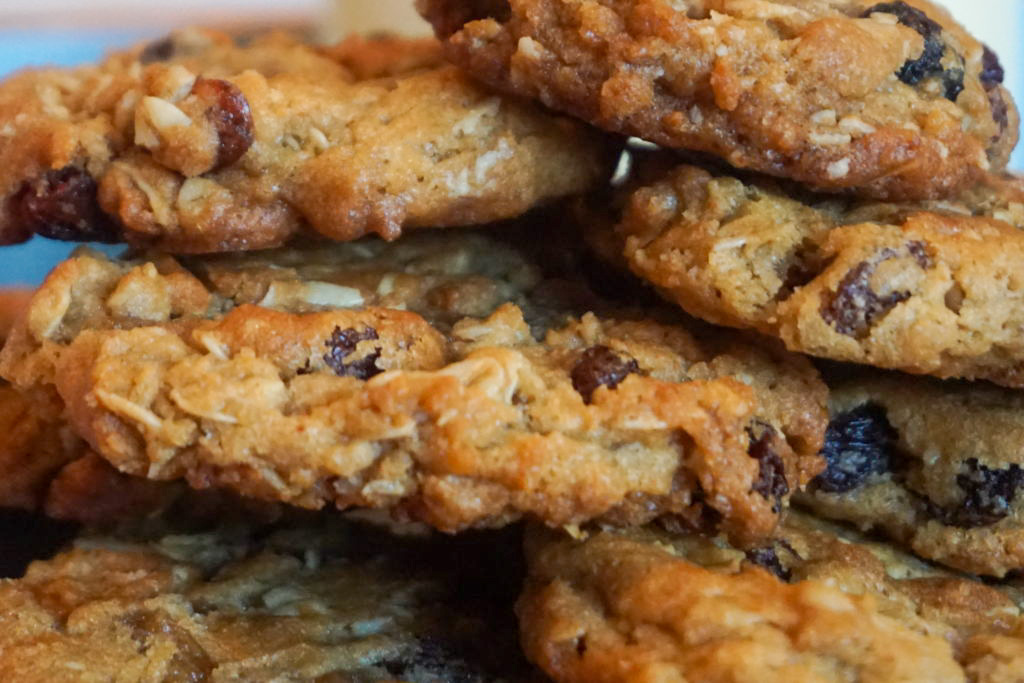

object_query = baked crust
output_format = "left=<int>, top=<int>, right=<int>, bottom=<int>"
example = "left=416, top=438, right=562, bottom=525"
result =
left=419, top=0, right=1019, bottom=201
left=615, top=158, right=1024, bottom=385
left=519, top=510, right=1024, bottom=682
left=0, top=517, right=535, bottom=681
left=0, top=232, right=827, bottom=543
left=800, top=370, right=1024, bottom=577
left=0, top=29, right=615, bottom=253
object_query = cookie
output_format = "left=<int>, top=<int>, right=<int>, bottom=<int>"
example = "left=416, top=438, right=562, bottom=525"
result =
left=795, top=370, right=1024, bottom=577
left=518, top=510, right=1024, bottom=683
left=0, top=289, right=33, bottom=343
left=0, top=385, right=81, bottom=513
left=324, top=33, right=446, bottom=80
left=1, top=293, right=206, bottom=526
left=0, top=384, right=285, bottom=535
left=614, top=158, right=1024, bottom=386
left=0, top=28, right=615, bottom=253
left=0, top=516, right=536, bottom=681
left=419, top=0, right=1018, bottom=201
left=0, top=232, right=827, bottom=543
left=0, top=289, right=85, bottom=512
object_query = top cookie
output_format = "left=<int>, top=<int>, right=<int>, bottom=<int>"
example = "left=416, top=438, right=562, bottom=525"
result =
left=615, top=156, right=1024, bottom=386
left=0, top=29, right=615, bottom=253
left=0, top=231, right=827, bottom=544
left=419, top=0, right=1019, bottom=200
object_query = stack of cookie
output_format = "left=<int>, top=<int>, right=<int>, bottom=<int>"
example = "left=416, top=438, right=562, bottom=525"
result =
left=0, top=1, right=1022, bottom=680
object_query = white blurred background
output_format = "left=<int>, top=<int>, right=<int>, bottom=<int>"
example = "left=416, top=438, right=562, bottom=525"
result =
left=0, top=0, right=1018, bottom=284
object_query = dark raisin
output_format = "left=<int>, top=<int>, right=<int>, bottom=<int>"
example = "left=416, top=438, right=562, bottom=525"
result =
left=139, top=37, right=176, bottom=63
left=745, top=546, right=792, bottom=581
left=822, top=258, right=907, bottom=338
left=780, top=259, right=819, bottom=298
left=989, top=88, right=1010, bottom=134
left=941, top=65, right=965, bottom=102
left=423, top=0, right=512, bottom=37
left=323, top=326, right=382, bottom=380
left=981, top=45, right=1005, bottom=88
left=813, top=403, right=896, bottom=494
left=9, top=167, right=120, bottom=243
left=906, top=240, right=931, bottom=269
left=466, top=0, right=511, bottom=23
left=927, top=459, right=1024, bottom=528
left=190, top=77, right=254, bottom=170
left=863, top=2, right=962, bottom=101
left=747, top=424, right=789, bottom=513
left=570, top=345, right=640, bottom=405
left=821, top=244, right=928, bottom=338
left=666, top=484, right=726, bottom=536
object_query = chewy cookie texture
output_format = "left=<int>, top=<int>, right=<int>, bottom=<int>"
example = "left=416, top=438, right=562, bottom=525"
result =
left=0, top=516, right=536, bottom=682
left=614, top=158, right=1024, bottom=386
left=800, top=370, right=1024, bottom=577
left=0, top=232, right=827, bottom=544
left=0, top=287, right=248, bottom=530
left=0, top=29, right=614, bottom=253
left=518, top=511, right=1024, bottom=683
left=418, top=0, right=1018, bottom=200
left=0, top=3, right=1022, bottom=679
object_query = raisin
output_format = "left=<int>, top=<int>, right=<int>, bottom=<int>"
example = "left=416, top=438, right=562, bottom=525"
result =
left=927, top=459, right=1024, bottom=528
left=863, top=2, right=962, bottom=101
left=189, top=77, right=254, bottom=170
left=748, top=423, right=789, bottom=513
left=139, top=37, right=176, bottom=63
left=821, top=243, right=928, bottom=338
left=813, top=403, right=896, bottom=494
left=782, top=262, right=814, bottom=293
left=940, top=65, right=965, bottom=102
left=989, top=88, right=1010, bottom=134
left=465, top=0, right=511, bottom=23
left=779, top=254, right=821, bottom=298
left=822, top=257, right=908, bottom=337
left=667, top=485, right=726, bottom=536
left=570, top=345, right=639, bottom=405
left=906, top=240, right=932, bottom=269
left=9, top=167, right=120, bottom=243
left=745, top=546, right=792, bottom=581
left=323, top=326, right=382, bottom=380
left=978, top=45, right=1009, bottom=134
left=424, top=0, right=512, bottom=36
left=981, top=45, right=1005, bottom=88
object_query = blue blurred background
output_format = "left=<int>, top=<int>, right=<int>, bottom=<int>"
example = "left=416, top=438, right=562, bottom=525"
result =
left=0, top=1, right=1020, bottom=285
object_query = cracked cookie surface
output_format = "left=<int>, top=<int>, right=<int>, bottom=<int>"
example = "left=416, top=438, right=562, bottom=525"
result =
left=799, top=370, right=1024, bottom=577
left=0, top=28, right=614, bottom=253
left=419, top=0, right=1018, bottom=200
left=0, top=516, right=536, bottom=682
left=0, top=231, right=827, bottom=543
left=615, top=158, right=1024, bottom=386
left=518, top=510, right=1024, bottom=683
